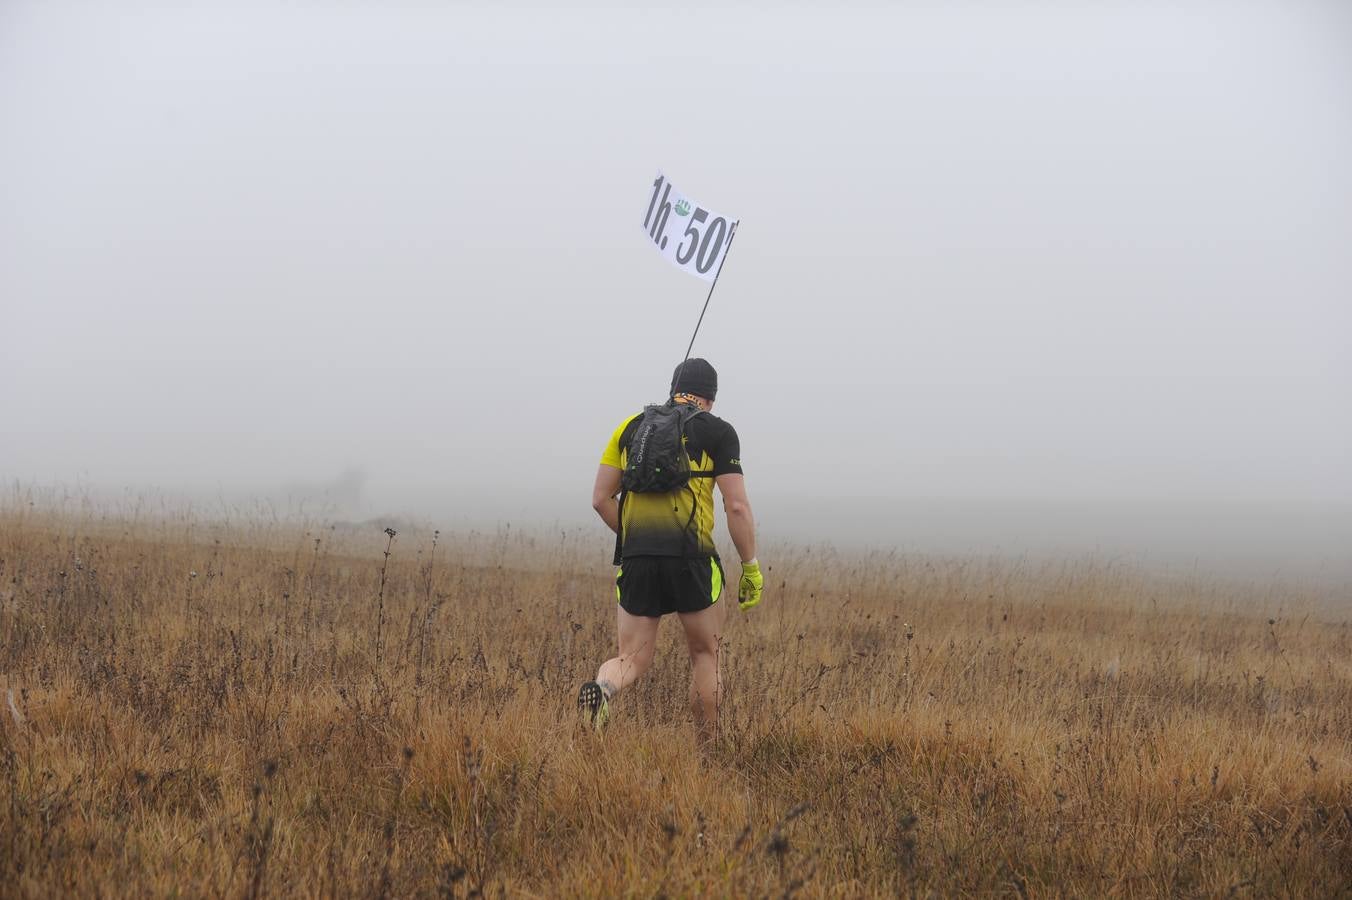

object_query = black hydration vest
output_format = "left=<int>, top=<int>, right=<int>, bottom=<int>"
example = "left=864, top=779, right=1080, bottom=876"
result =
left=613, top=401, right=715, bottom=563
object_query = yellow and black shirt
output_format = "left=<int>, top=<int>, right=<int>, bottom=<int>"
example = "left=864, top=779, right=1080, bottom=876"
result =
left=601, top=406, right=742, bottom=559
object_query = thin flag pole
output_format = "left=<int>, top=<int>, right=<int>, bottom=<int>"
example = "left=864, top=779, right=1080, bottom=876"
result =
left=673, top=221, right=739, bottom=393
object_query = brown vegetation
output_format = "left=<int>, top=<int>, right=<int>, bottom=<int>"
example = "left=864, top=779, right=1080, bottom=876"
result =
left=2, top=503, right=1350, bottom=897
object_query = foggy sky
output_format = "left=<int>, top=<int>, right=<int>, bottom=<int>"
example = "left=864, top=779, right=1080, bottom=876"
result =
left=3, top=1, right=1350, bottom=578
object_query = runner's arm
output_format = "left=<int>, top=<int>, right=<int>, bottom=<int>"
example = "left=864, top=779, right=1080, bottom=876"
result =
left=592, top=464, right=622, bottom=535
left=715, top=473, right=757, bottom=563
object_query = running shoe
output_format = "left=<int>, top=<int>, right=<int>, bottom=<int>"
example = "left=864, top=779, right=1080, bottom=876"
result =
left=577, top=681, right=609, bottom=732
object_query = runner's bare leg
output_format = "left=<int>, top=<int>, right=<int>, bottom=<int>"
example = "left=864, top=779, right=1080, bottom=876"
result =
left=596, top=606, right=660, bottom=697
left=677, top=604, right=724, bottom=744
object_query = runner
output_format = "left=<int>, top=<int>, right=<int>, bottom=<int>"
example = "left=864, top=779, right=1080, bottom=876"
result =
left=578, top=358, right=763, bottom=744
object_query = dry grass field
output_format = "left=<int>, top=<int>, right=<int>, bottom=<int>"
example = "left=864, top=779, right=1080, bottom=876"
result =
left=2, top=500, right=1350, bottom=898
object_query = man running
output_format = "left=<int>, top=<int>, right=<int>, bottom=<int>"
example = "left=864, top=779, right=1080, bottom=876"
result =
left=578, top=358, right=763, bottom=743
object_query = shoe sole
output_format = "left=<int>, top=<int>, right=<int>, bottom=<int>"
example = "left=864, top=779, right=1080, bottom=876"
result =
left=577, top=681, right=606, bottom=730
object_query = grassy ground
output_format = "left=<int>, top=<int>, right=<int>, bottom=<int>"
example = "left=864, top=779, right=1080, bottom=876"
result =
left=2, top=504, right=1350, bottom=897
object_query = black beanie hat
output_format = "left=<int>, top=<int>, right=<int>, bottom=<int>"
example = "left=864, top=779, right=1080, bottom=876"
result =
left=670, top=358, right=718, bottom=401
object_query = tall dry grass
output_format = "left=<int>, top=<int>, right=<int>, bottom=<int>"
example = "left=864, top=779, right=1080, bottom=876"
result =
left=1, top=500, right=1350, bottom=897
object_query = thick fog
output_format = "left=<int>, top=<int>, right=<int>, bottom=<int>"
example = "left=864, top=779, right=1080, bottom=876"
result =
left=3, top=1, right=1350, bottom=579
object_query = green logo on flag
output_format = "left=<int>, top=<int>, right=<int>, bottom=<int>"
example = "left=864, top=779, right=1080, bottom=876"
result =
left=674, top=199, right=692, bottom=217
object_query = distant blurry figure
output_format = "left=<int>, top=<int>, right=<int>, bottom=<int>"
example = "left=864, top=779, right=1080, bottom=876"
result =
left=579, top=359, right=763, bottom=744
left=279, top=466, right=367, bottom=515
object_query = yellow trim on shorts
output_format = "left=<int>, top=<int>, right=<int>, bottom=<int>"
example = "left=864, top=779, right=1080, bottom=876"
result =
left=710, top=557, right=722, bottom=604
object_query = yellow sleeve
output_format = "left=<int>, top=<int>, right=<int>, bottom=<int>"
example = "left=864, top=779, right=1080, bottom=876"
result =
left=600, top=414, right=639, bottom=469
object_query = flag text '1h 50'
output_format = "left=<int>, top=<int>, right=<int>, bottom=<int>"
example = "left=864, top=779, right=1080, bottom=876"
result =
left=641, top=173, right=737, bottom=282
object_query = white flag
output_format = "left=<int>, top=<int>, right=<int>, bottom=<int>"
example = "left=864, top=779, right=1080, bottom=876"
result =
left=640, top=173, right=737, bottom=282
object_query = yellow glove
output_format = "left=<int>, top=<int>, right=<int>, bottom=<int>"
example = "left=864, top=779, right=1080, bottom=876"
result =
left=737, top=559, right=764, bottom=612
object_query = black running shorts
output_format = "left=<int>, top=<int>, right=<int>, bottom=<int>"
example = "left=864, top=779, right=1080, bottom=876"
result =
left=615, top=556, right=725, bottom=618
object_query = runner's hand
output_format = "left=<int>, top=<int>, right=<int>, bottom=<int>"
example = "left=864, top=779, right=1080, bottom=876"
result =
left=738, top=560, right=763, bottom=612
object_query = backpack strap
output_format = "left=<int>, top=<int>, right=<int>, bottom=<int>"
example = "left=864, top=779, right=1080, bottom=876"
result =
left=675, top=404, right=710, bottom=558
left=612, top=490, right=625, bottom=566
